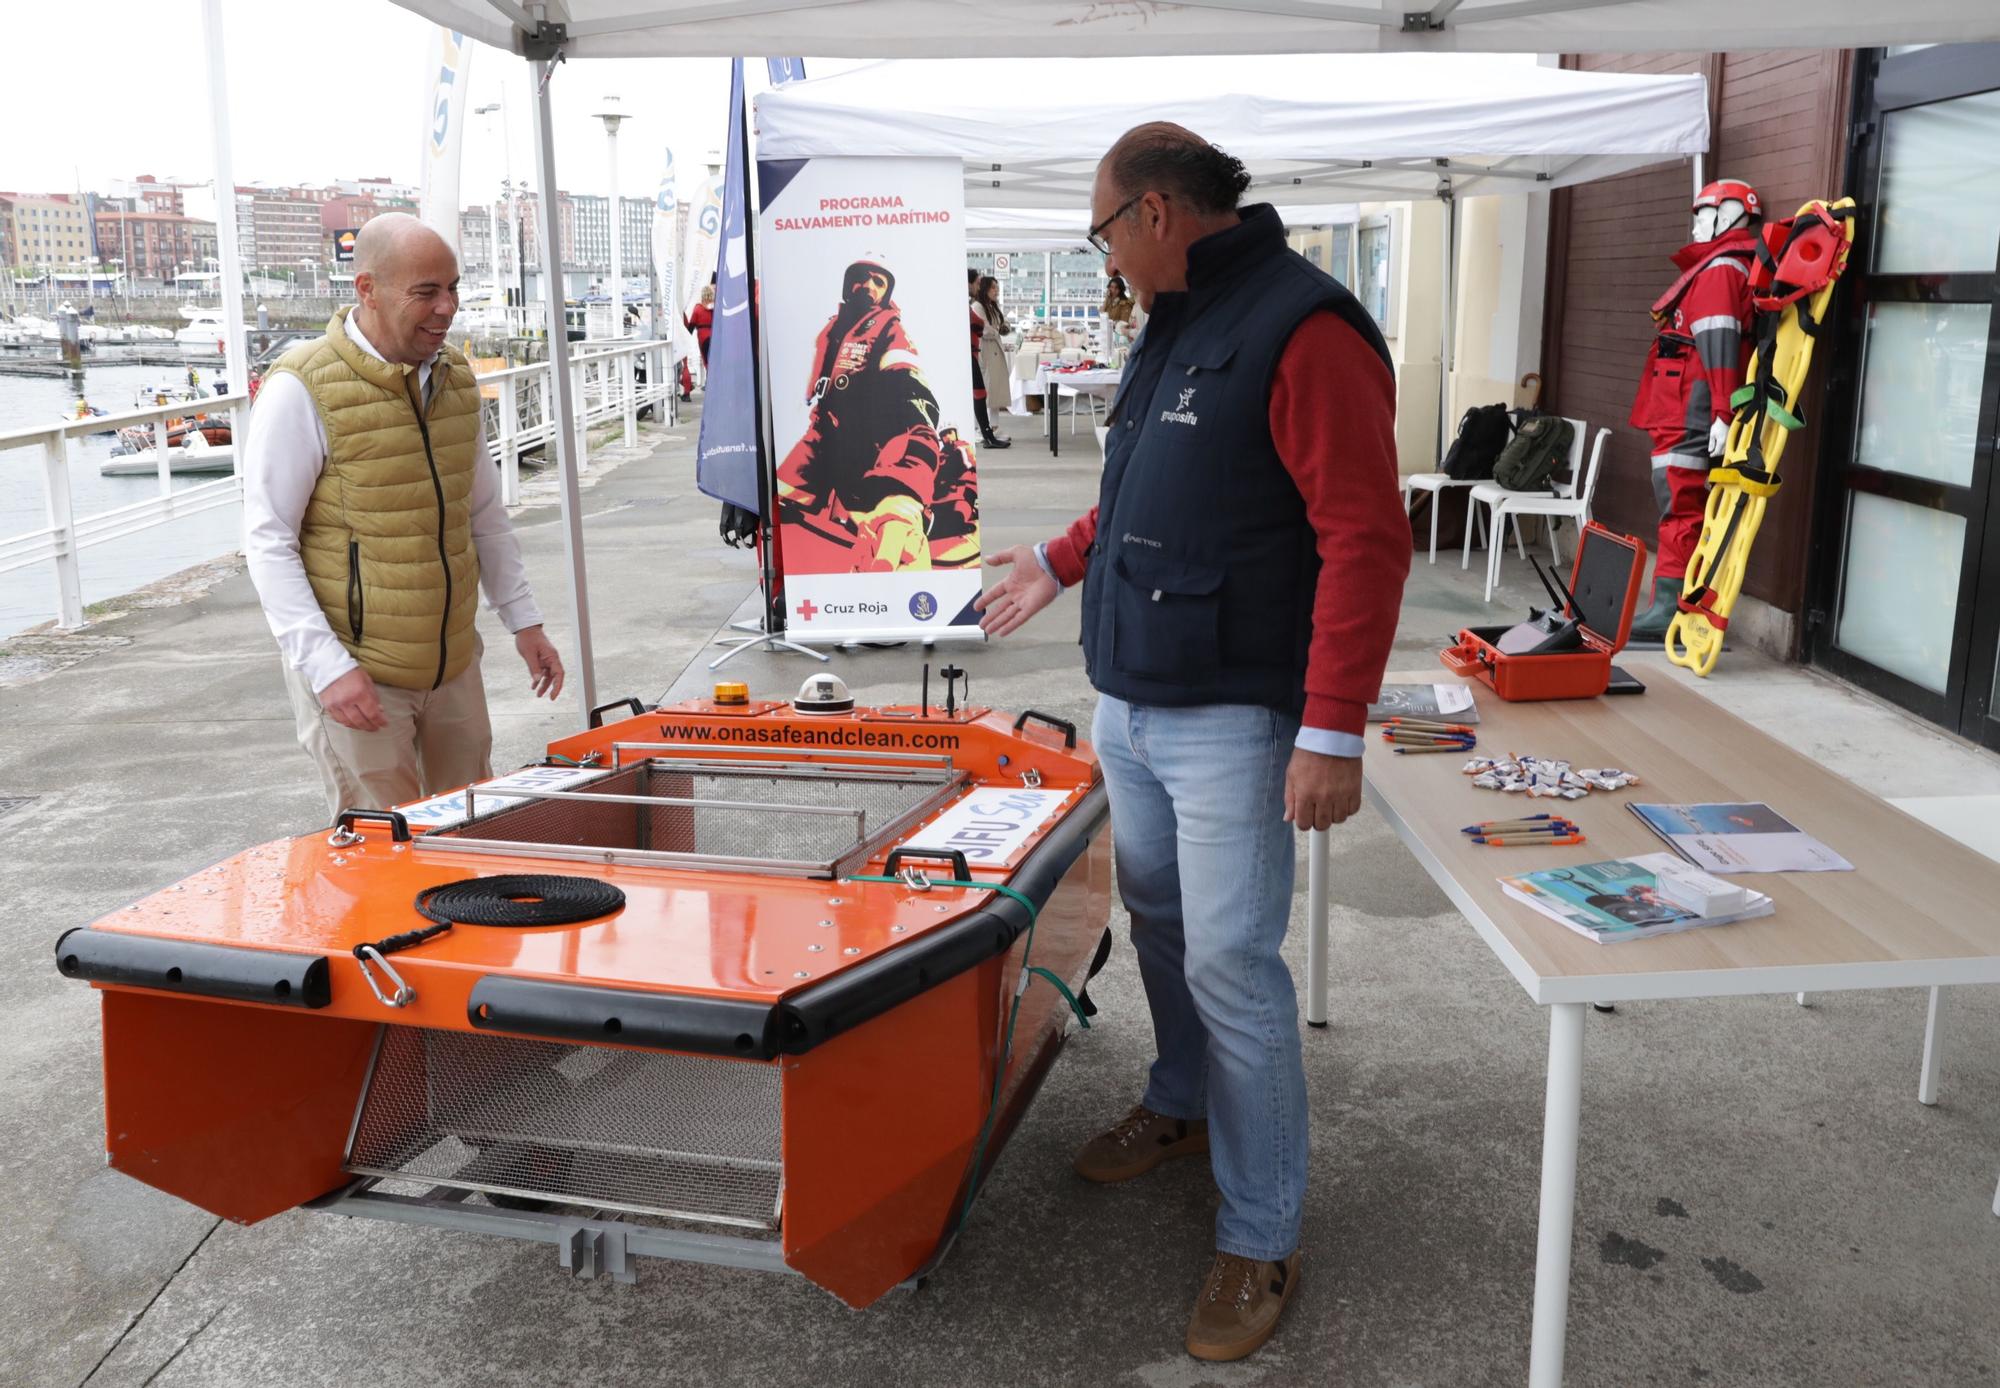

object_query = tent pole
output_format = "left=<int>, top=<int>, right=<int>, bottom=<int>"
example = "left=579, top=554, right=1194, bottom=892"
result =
left=527, top=51, right=599, bottom=721
left=200, top=0, right=249, bottom=451
left=1692, top=152, right=1705, bottom=200
left=1437, top=184, right=1457, bottom=464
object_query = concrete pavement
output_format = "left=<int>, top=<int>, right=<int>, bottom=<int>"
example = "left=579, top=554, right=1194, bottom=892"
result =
left=2, top=407, right=1997, bottom=1387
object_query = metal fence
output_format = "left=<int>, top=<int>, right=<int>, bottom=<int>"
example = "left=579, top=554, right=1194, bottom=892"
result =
left=0, top=338, right=677, bottom=633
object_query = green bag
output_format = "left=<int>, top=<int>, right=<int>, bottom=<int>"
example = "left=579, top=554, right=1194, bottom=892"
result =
left=1491, top=415, right=1575, bottom=492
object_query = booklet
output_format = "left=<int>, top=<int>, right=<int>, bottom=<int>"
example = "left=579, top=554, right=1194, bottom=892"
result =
left=1368, top=682, right=1479, bottom=724
left=1499, top=852, right=1775, bottom=944
left=1626, top=802, right=1853, bottom=874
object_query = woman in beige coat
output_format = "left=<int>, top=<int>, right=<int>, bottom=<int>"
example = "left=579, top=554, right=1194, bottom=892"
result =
left=974, top=275, right=1013, bottom=440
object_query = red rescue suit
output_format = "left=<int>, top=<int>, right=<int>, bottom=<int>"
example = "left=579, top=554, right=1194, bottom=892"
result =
left=1628, top=227, right=1759, bottom=580
left=777, top=299, right=944, bottom=573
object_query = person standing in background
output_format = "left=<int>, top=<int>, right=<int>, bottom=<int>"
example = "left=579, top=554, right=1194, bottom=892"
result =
left=975, top=274, right=1014, bottom=442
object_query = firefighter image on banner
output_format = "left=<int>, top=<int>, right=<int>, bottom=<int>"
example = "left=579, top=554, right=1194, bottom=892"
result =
left=759, top=157, right=981, bottom=643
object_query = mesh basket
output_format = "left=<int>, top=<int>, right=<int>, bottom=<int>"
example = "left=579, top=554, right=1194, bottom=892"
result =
left=346, top=1027, right=784, bottom=1229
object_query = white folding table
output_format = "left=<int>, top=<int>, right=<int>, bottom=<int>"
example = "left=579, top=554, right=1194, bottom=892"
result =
left=1303, top=656, right=2000, bottom=1385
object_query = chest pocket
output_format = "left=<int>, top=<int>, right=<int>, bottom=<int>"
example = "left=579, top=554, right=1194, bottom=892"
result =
left=1155, top=337, right=1237, bottom=431
left=1110, top=548, right=1226, bottom=680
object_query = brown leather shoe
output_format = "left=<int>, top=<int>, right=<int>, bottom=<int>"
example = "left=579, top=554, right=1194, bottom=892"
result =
left=1071, top=1104, right=1209, bottom=1184
left=1185, top=1249, right=1301, bottom=1362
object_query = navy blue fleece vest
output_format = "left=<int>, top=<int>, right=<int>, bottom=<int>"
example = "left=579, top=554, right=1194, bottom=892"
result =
left=1079, top=205, right=1393, bottom=715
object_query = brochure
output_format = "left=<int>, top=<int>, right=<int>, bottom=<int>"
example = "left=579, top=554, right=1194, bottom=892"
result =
left=1369, top=682, right=1479, bottom=724
left=1626, top=802, right=1853, bottom=874
left=1499, top=852, right=1774, bottom=944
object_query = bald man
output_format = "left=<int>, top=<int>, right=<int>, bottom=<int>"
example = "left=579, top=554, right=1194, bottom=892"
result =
left=244, top=214, right=564, bottom=818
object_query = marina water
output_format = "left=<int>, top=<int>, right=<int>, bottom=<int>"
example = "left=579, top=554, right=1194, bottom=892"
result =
left=1, top=363, right=244, bottom=639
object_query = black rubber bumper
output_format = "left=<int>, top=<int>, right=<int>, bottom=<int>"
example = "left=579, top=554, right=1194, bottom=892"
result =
left=53, top=927, right=331, bottom=1008
left=468, top=975, right=784, bottom=1059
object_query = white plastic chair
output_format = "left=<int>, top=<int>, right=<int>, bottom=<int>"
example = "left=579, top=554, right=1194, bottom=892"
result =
left=1404, top=471, right=1487, bottom=564
left=1472, top=424, right=1610, bottom=604
left=1058, top=383, right=1105, bottom=434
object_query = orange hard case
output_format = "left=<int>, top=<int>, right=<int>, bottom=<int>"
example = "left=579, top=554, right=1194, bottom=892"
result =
left=1439, top=521, right=1647, bottom=701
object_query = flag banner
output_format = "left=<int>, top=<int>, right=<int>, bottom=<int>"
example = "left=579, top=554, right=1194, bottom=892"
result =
left=766, top=58, right=808, bottom=86
left=652, top=147, right=679, bottom=346
left=694, top=59, right=762, bottom=515
left=416, top=26, right=474, bottom=251
left=760, top=155, right=983, bottom=643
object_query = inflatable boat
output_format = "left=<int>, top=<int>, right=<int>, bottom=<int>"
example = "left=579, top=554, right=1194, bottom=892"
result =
left=55, top=678, right=1110, bottom=1307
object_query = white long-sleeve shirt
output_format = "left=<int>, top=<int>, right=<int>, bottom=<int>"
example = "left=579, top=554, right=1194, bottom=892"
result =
left=243, top=312, right=542, bottom=694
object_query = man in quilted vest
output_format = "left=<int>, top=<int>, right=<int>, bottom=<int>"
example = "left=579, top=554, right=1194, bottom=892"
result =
left=244, top=214, right=564, bottom=818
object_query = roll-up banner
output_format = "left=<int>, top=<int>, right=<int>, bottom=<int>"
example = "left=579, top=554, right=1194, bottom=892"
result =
left=416, top=26, right=473, bottom=252
left=759, top=156, right=983, bottom=645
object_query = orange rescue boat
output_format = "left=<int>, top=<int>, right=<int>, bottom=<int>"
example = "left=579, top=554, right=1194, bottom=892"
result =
left=55, top=679, right=1111, bottom=1306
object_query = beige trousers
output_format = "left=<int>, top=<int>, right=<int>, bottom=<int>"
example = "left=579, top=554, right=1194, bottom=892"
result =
left=283, top=636, right=494, bottom=820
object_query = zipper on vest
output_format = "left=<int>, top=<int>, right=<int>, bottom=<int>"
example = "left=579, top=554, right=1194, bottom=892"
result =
left=346, top=539, right=364, bottom=641
left=408, top=378, right=451, bottom=691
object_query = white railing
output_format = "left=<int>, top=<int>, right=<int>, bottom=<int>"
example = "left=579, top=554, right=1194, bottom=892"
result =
left=1, top=337, right=678, bottom=633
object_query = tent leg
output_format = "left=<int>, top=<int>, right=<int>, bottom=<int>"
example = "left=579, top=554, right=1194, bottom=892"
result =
left=201, top=0, right=249, bottom=449
left=1436, top=187, right=1457, bottom=471
left=527, top=53, right=598, bottom=721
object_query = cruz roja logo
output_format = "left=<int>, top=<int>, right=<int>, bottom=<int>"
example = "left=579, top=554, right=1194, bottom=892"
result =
left=1159, top=385, right=1200, bottom=427
left=909, top=591, right=938, bottom=621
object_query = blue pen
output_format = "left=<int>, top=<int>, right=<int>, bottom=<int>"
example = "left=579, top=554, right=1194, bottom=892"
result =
left=1460, top=814, right=1562, bottom=834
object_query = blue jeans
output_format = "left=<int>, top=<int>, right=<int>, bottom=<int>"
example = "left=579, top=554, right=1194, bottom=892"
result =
left=1091, top=693, right=1307, bottom=1262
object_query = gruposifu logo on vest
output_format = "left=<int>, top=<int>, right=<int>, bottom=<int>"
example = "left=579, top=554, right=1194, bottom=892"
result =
left=1159, top=385, right=1200, bottom=427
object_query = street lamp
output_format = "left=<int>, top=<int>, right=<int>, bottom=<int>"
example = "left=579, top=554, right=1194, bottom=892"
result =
left=299, top=257, right=316, bottom=296
left=474, top=100, right=516, bottom=311
left=592, top=95, right=627, bottom=338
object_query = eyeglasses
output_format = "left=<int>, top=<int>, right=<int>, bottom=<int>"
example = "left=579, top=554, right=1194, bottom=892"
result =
left=1087, top=191, right=1155, bottom=255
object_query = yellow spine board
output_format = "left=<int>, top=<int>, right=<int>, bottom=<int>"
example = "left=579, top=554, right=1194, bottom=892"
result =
left=1667, top=198, right=1858, bottom=677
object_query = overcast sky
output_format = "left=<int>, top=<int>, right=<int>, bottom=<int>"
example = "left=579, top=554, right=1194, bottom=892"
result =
left=4, top=1, right=860, bottom=202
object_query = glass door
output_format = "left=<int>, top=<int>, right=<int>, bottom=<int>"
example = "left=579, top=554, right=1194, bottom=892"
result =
left=1813, top=46, right=2000, bottom=751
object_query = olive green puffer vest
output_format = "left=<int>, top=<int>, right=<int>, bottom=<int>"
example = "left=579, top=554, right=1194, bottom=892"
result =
left=268, top=309, right=483, bottom=690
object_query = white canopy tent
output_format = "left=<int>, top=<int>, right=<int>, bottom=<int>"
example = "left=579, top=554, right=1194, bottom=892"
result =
left=757, top=55, right=1710, bottom=207
left=966, top=202, right=1361, bottom=252
left=391, top=0, right=2000, bottom=59
left=761, top=55, right=1710, bottom=469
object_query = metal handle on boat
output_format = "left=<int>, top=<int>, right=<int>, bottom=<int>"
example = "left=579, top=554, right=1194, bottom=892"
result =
left=885, top=846, right=972, bottom=887
left=1011, top=709, right=1077, bottom=749
left=353, top=945, right=415, bottom=1008
left=329, top=808, right=412, bottom=847
left=588, top=696, right=649, bottom=729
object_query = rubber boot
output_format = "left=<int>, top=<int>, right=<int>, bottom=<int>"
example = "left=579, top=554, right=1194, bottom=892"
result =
left=1627, top=575, right=1683, bottom=644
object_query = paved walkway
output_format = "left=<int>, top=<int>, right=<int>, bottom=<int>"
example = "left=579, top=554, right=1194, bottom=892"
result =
left=2, top=409, right=1996, bottom=1387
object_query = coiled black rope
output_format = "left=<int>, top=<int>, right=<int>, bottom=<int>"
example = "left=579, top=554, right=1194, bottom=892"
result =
left=357, top=874, right=626, bottom=960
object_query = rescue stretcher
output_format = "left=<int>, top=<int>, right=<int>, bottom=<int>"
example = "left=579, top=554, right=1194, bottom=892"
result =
left=54, top=681, right=1111, bottom=1307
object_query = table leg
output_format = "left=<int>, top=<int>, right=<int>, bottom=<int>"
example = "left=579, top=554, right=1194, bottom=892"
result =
left=1306, top=827, right=1329, bottom=1028
left=1048, top=379, right=1059, bottom=457
left=1991, top=1173, right=1998, bottom=1219
left=1919, top=986, right=1944, bottom=1107
left=1529, top=1002, right=1586, bottom=1388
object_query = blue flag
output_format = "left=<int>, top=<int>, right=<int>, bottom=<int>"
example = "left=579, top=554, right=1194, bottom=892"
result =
left=695, top=59, right=762, bottom=514
left=766, top=58, right=807, bottom=85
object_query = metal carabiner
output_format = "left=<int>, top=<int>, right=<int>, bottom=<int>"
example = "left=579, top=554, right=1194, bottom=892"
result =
left=1021, top=768, right=1043, bottom=789
left=354, top=945, right=415, bottom=1009
left=327, top=827, right=363, bottom=848
left=897, top=865, right=934, bottom=892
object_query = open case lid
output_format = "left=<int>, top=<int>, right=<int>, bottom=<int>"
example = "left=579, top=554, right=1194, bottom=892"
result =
left=1567, top=522, right=1648, bottom=651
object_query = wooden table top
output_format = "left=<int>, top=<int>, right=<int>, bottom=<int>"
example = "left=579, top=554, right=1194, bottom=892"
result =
left=1363, top=658, right=2000, bottom=1005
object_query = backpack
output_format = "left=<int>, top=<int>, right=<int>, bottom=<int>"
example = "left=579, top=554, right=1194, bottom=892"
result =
left=1492, top=414, right=1575, bottom=492
left=1441, top=403, right=1513, bottom=481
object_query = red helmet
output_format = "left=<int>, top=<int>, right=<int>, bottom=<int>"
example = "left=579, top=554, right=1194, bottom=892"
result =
left=1693, top=179, right=1761, bottom=219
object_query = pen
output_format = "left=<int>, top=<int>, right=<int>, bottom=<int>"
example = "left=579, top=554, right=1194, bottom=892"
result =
left=1393, top=744, right=1475, bottom=755
left=1461, top=814, right=1566, bottom=832
left=1471, top=834, right=1587, bottom=846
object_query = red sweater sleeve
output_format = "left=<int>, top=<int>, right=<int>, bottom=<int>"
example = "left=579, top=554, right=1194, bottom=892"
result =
left=1271, top=311, right=1409, bottom=737
left=1044, top=508, right=1097, bottom=587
